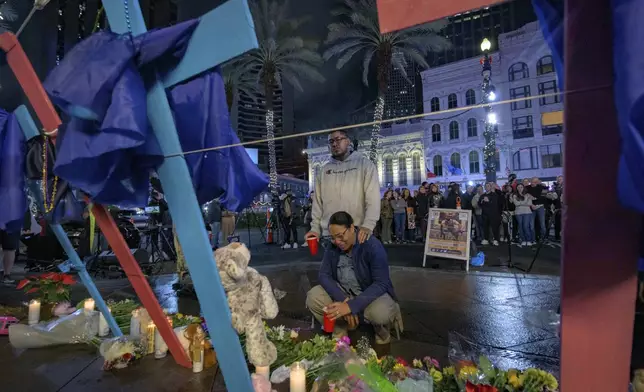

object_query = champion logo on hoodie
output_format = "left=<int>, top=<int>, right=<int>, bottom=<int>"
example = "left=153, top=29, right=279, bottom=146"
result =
left=326, top=167, right=358, bottom=175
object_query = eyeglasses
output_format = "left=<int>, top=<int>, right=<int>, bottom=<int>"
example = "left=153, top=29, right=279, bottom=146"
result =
left=328, top=137, right=347, bottom=146
left=330, top=227, right=350, bottom=242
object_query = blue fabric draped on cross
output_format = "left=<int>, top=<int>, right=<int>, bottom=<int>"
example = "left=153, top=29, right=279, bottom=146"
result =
left=0, top=109, right=26, bottom=231
left=43, top=20, right=268, bottom=212
left=533, top=0, right=644, bottom=213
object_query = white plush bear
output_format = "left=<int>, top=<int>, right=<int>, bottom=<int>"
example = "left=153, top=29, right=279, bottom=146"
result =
left=214, top=243, right=279, bottom=367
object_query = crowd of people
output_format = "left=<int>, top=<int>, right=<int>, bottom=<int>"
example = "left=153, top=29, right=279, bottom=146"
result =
left=377, top=176, right=564, bottom=247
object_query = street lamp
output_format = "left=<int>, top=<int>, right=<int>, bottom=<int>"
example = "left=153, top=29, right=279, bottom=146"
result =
left=481, top=38, right=497, bottom=183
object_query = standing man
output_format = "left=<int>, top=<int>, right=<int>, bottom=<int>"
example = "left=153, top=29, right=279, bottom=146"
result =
left=204, top=200, right=222, bottom=250
left=280, top=192, right=299, bottom=249
left=306, top=130, right=380, bottom=244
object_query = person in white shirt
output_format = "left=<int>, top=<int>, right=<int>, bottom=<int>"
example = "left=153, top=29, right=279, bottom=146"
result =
left=305, top=130, right=380, bottom=245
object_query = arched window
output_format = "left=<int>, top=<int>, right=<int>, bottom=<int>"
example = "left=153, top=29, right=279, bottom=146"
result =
left=449, top=121, right=459, bottom=140
left=448, top=93, right=458, bottom=109
left=537, top=55, right=554, bottom=75
left=508, top=62, right=529, bottom=81
left=433, top=155, right=443, bottom=176
left=465, top=89, right=476, bottom=106
left=431, top=124, right=441, bottom=142
left=398, top=155, right=408, bottom=185
left=412, top=152, right=422, bottom=185
left=467, top=118, right=478, bottom=137
left=469, top=151, right=480, bottom=173
left=450, top=153, right=461, bottom=169
left=384, top=156, right=394, bottom=184
left=430, top=97, right=440, bottom=112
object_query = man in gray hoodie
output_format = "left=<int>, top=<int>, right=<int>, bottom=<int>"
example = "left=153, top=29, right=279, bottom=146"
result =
left=306, top=130, right=380, bottom=244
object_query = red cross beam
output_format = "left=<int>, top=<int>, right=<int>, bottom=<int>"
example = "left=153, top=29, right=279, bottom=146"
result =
left=376, top=0, right=506, bottom=33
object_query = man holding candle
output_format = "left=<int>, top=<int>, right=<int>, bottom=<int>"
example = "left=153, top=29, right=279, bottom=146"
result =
left=306, top=211, right=402, bottom=346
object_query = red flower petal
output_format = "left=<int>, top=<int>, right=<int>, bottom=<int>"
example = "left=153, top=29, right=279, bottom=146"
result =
left=41, top=272, right=56, bottom=280
left=26, top=288, right=39, bottom=294
left=62, top=275, right=76, bottom=285
left=16, top=279, right=30, bottom=290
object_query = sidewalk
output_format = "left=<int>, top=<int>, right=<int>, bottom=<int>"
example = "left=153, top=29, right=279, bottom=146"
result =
left=0, top=254, right=561, bottom=391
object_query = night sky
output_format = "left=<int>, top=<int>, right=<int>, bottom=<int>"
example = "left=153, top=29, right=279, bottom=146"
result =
left=181, top=0, right=377, bottom=132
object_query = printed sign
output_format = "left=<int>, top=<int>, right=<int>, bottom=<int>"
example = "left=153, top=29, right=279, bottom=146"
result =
left=423, top=208, right=473, bottom=269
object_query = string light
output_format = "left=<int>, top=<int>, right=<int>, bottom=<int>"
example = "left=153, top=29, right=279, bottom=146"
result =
left=266, top=109, right=278, bottom=194
left=481, top=44, right=497, bottom=182
left=368, top=96, right=385, bottom=164
left=56, top=0, right=66, bottom=65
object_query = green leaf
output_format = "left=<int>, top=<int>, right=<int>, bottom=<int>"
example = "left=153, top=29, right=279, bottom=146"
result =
left=478, top=355, right=497, bottom=381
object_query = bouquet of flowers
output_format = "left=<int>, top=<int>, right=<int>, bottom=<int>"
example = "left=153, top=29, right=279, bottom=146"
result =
left=170, top=312, right=201, bottom=329
left=17, top=272, right=75, bottom=304
left=99, top=336, right=146, bottom=370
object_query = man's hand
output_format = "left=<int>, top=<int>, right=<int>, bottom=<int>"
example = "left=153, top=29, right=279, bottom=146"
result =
left=305, top=231, right=319, bottom=241
left=344, top=314, right=359, bottom=330
left=325, top=301, right=352, bottom=321
left=357, top=227, right=372, bottom=244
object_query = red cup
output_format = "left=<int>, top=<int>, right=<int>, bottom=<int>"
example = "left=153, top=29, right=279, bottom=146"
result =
left=307, top=237, right=319, bottom=256
left=323, top=312, right=335, bottom=333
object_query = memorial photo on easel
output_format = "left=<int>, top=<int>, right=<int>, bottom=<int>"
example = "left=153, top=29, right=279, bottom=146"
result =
left=424, top=208, right=472, bottom=261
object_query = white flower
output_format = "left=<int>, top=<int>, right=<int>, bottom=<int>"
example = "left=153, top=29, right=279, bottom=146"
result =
left=290, top=330, right=299, bottom=339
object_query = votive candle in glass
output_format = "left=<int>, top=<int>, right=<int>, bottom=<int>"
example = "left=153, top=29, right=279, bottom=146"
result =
left=28, top=300, right=41, bottom=325
left=289, top=361, right=306, bottom=392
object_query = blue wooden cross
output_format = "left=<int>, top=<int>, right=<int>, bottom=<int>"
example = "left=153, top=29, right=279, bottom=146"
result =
left=14, top=105, right=123, bottom=337
left=102, top=1, right=258, bottom=390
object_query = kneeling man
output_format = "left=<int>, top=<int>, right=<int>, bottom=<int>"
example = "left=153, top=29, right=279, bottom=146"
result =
left=306, top=211, right=402, bottom=345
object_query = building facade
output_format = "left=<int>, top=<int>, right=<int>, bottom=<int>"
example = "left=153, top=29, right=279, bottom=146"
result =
left=305, top=21, right=563, bottom=191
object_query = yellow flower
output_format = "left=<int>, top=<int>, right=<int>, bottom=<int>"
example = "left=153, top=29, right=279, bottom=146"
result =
left=177, top=313, right=184, bottom=319
left=290, top=330, right=299, bottom=339
left=508, top=373, right=521, bottom=388
left=393, top=363, right=406, bottom=372
left=430, top=368, right=443, bottom=383
left=443, top=366, right=456, bottom=377
left=413, top=359, right=423, bottom=368
left=459, top=365, right=479, bottom=381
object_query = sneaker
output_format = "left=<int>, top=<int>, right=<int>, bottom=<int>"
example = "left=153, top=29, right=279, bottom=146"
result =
left=301, top=242, right=308, bottom=247
left=500, top=238, right=506, bottom=242
left=493, top=240, right=499, bottom=246
left=2, top=276, right=16, bottom=285
left=521, top=241, right=527, bottom=246
left=292, top=243, right=298, bottom=249
left=282, top=243, right=291, bottom=249
left=481, top=240, right=489, bottom=245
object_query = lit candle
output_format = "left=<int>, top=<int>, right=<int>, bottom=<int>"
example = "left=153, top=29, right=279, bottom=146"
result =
left=130, top=309, right=141, bottom=338
left=98, top=307, right=111, bottom=337
left=154, top=316, right=172, bottom=359
left=146, top=322, right=156, bottom=355
left=192, top=341, right=204, bottom=373
left=83, top=298, right=95, bottom=313
left=28, top=300, right=41, bottom=325
left=255, top=365, right=270, bottom=380
left=289, top=362, right=306, bottom=392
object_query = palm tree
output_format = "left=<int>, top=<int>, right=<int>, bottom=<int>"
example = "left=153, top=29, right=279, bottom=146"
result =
left=239, top=0, right=325, bottom=194
left=324, top=0, right=450, bottom=163
left=221, top=60, right=260, bottom=113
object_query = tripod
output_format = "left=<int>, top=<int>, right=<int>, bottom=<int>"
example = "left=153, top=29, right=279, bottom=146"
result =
left=139, top=222, right=176, bottom=274
left=524, top=208, right=559, bottom=274
left=243, top=208, right=267, bottom=247
left=488, top=212, right=528, bottom=272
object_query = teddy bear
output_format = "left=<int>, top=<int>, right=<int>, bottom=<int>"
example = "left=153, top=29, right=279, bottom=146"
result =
left=214, top=242, right=279, bottom=367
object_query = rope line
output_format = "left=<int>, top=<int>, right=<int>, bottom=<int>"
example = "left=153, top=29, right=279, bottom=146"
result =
left=164, top=83, right=612, bottom=159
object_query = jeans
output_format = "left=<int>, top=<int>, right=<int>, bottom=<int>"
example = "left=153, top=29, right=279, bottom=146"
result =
left=474, top=214, right=484, bottom=241
left=281, top=218, right=298, bottom=245
left=210, top=222, right=221, bottom=248
left=380, top=217, right=393, bottom=243
left=532, top=207, right=546, bottom=240
left=393, top=213, right=406, bottom=241
left=516, top=213, right=534, bottom=242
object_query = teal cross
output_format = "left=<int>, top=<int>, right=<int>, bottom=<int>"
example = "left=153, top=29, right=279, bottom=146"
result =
left=102, top=1, right=258, bottom=390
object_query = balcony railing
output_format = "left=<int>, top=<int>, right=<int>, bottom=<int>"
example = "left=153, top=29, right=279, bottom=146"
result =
left=513, top=128, right=534, bottom=139
left=542, top=125, right=563, bottom=136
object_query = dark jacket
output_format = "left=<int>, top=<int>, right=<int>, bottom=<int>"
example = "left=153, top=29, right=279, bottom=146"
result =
left=441, top=190, right=461, bottom=209
left=416, top=193, right=430, bottom=218
left=461, top=192, right=474, bottom=211
left=204, top=201, right=222, bottom=224
left=526, top=184, right=548, bottom=206
left=479, top=191, right=500, bottom=217
left=318, top=229, right=397, bottom=314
